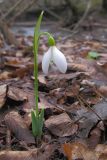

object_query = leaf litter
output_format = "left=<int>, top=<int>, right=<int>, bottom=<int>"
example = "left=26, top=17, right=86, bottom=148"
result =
left=1, top=25, right=107, bottom=160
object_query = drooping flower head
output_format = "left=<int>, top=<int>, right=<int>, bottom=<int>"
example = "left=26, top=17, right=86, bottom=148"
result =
left=42, top=46, right=67, bottom=75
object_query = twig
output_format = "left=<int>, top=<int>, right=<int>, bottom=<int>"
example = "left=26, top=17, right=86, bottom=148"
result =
left=78, top=95, right=103, bottom=121
left=63, top=0, right=92, bottom=40
left=8, top=0, right=36, bottom=23
left=0, top=0, right=23, bottom=21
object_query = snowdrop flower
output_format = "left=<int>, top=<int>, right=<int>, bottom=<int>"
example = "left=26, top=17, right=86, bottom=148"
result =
left=42, top=46, right=67, bottom=75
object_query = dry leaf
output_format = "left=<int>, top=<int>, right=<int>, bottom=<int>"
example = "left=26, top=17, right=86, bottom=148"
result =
left=5, top=111, right=35, bottom=144
left=0, top=144, right=54, bottom=160
left=7, top=86, right=28, bottom=101
left=45, top=113, right=78, bottom=137
left=63, top=142, right=97, bottom=160
left=63, top=142, right=107, bottom=160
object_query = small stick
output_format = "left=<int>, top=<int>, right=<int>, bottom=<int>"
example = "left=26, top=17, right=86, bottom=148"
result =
left=78, top=95, right=103, bottom=121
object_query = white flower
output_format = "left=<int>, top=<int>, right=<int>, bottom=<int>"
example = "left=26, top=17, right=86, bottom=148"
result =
left=42, top=46, right=67, bottom=75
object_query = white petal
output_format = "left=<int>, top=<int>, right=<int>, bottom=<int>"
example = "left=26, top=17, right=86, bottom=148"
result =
left=52, top=46, right=67, bottom=73
left=42, top=47, right=52, bottom=75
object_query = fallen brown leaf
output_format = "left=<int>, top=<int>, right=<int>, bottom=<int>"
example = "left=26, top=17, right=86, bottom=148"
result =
left=0, top=144, right=54, bottom=160
left=45, top=113, right=78, bottom=137
left=63, top=142, right=107, bottom=160
left=63, top=142, right=97, bottom=160
left=7, top=86, right=28, bottom=101
left=5, top=111, right=35, bottom=144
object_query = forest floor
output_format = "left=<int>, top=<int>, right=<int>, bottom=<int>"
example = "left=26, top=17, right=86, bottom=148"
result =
left=0, top=11, right=107, bottom=160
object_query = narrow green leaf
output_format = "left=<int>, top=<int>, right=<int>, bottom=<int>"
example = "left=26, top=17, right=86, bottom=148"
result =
left=33, top=11, right=44, bottom=116
left=33, top=11, right=44, bottom=53
left=32, top=11, right=44, bottom=138
left=31, top=110, right=39, bottom=137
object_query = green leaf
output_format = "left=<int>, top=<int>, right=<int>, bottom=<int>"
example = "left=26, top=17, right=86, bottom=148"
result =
left=31, top=110, right=39, bottom=137
left=32, top=11, right=45, bottom=138
left=33, top=11, right=44, bottom=54
left=33, top=11, right=44, bottom=115
left=31, top=108, right=44, bottom=137
left=87, top=51, right=99, bottom=59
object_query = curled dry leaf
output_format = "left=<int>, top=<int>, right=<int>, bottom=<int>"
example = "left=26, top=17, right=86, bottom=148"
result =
left=45, top=113, right=78, bottom=137
left=4, top=111, right=35, bottom=144
left=0, top=84, right=7, bottom=109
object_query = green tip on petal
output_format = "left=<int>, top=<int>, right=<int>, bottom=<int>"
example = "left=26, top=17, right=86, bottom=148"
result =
left=48, top=36, right=55, bottom=46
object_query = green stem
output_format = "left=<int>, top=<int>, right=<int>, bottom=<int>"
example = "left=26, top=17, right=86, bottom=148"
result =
left=40, top=32, right=55, bottom=46
left=39, top=32, right=52, bottom=37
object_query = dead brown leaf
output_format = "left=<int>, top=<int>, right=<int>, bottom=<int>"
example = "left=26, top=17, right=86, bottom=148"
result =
left=63, top=142, right=107, bottom=160
left=4, top=111, right=35, bottom=144
left=63, top=142, right=97, bottom=160
left=7, top=86, right=28, bottom=101
left=0, top=144, right=54, bottom=160
left=45, top=113, right=78, bottom=137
